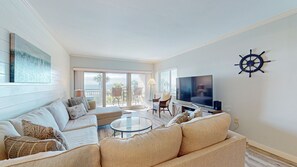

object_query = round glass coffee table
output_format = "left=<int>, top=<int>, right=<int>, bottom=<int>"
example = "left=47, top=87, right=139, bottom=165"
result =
left=110, top=117, right=153, bottom=138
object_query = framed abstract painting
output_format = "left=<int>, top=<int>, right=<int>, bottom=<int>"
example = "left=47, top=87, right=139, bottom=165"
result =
left=10, top=33, right=51, bottom=83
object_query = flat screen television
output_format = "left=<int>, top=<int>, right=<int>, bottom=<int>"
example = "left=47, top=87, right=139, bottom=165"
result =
left=176, top=75, right=213, bottom=107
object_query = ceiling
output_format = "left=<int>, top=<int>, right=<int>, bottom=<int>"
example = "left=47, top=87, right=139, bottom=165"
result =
left=27, top=0, right=297, bottom=62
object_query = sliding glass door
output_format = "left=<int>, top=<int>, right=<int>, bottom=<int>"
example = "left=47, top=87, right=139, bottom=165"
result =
left=106, top=73, right=127, bottom=107
left=131, top=74, right=146, bottom=106
left=78, top=71, right=149, bottom=108
left=84, top=72, right=103, bottom=107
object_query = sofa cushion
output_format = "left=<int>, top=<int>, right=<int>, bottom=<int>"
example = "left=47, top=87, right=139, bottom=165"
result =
left=63, top=115, right=97, bottom=132
left=161, top=92, right=171, bottom=101
left=46, top=100, right=70, bottom=131
left=166, top=112, right=189, bottom=126
left=179, top=113, right=231, bottom=156
left=68, top=97, right=90, bottom=111
left=9, top=108, right=60, bottom=136
left=4, top=136, right=65, bottom=159
left=22, top=120, right=69, bottom=149
left=100, top=124, right=182, bottom=167
left=67, top=103, right=87, bottom=120
left=62, top=127, right=98, bottom=149
left=0, top=121, right=21, bottom=160
left=87, top=107, right=122, bottom=119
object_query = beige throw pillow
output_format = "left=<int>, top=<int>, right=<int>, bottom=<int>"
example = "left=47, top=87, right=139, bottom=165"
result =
left=0, top=121, right=21, bottom=160
left=179, top=113, right=231, bottom=156
left=67, top=103, right=87, bottom=120
left=22, top=120, right=69, bottom=150
left=166, top=112, right=189, bottom=127
left=4, top=136, right=65, bottom=159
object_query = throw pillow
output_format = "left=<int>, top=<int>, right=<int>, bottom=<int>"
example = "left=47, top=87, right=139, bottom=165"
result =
left=188, top=108, right=202, bottom=120
left=4, top=136, right=65, bottom=159
left=68, top=97, right=90, bottom=111
left=22, top=120, right=69, bottom=150
left=88, top=100, right=96, bottom=110
left=166, top=112, right=189, bottom=127
left=67, top=103, right=87, bottom=120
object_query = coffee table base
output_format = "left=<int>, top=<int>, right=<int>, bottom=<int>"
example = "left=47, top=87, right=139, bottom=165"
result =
left=112, top=126, right=153, bottom=138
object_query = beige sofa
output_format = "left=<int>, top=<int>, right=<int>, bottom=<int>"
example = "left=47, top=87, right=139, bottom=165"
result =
left=0, top=107, right=246, bottom=167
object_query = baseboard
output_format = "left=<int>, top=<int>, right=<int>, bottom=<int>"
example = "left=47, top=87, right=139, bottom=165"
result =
left=247, top=139, right=297, bottom=165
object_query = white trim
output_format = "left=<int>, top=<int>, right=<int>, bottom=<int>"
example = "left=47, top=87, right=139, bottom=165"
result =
left=247, top=139, right=297, bottom=164
left=71, top=54, right=156, bottom=64
left=73, top=67, right=152, bottom=74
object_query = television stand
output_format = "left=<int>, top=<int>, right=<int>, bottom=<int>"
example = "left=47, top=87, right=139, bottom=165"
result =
left=172, top=101, right=222, bottom=116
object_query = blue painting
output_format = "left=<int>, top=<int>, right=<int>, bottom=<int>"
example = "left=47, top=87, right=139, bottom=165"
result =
left=10, top=33, right=51, bottom=83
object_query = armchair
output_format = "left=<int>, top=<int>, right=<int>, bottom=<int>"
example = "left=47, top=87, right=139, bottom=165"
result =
left=153, top=95, right=172, bottom=118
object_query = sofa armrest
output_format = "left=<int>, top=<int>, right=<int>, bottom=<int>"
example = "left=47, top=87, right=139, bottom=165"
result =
left=154, top=131, right=246, bottom=167
left=0, top=144, right=101, bottom=167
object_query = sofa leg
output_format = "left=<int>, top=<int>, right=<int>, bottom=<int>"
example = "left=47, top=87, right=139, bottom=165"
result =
left=168, top=108, right=173, bottom=116
left=159, top=107, right=161, bottom=118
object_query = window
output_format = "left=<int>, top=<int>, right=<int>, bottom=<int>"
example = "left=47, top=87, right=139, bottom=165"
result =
left=106, top=73, right=127, bottom=107
left=170, top=69, right=177, bottom=95
left=76, top=70, right=149, bottom=108
left=160, top=71, right=170, bottom=93
left=159, top=69, right=177, bottom=95
left=84, top=72, right=103, bottom=107
left=131, top=74, right=146, bottom=106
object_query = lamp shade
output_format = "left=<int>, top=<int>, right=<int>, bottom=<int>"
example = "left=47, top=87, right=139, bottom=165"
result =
left=147, top=78, right=156, bottom=85
left=75, top=89, right=84, bottom=97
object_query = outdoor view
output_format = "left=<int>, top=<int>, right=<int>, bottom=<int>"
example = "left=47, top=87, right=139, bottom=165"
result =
left=84, top=72, right=103, bottom=106
left=131, top=74, right=146, bottom=106
left=106, top=73, right=127, bottom=107
left=160, top=69, right=177, bottom=95
left=84, top=72, right=146, bottom=107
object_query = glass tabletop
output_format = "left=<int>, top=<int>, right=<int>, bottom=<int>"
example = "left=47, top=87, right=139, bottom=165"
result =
left=110, top=117, right=153, bottom=132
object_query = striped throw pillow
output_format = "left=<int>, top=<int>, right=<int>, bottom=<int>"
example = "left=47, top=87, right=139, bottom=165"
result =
left=4, top=136, right=65, bottom=159
left=22, top=120, right=69, bottom=150
left=166, top=112, right=189, bottom=126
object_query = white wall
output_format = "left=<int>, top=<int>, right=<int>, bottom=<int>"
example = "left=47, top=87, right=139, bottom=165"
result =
left=155, top=13, right=297, bottom=156
left=70, top=56, right=153, bottom=96
left=0, top=1, right=70, bottom=120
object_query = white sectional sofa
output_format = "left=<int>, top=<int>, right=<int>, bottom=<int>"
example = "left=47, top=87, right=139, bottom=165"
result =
left=0, top=100, right=99, bottom=156
left=0, top=99, right=123, bottom=160
left=0, top=100, right=246, bottom=167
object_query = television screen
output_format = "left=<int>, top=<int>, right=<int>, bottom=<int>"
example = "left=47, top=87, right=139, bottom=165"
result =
left=176, top=75, right=213, bottom=107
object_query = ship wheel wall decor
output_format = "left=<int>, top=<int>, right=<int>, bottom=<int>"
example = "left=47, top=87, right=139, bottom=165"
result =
left=234, top=49, right=271, bottom=78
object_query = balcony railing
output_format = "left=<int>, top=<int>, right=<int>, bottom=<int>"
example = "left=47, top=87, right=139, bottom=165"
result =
left=83, top=88, right=144, bottom=107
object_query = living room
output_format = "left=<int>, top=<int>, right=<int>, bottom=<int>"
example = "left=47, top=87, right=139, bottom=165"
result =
left=1, top=0, right=297, bottom=167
